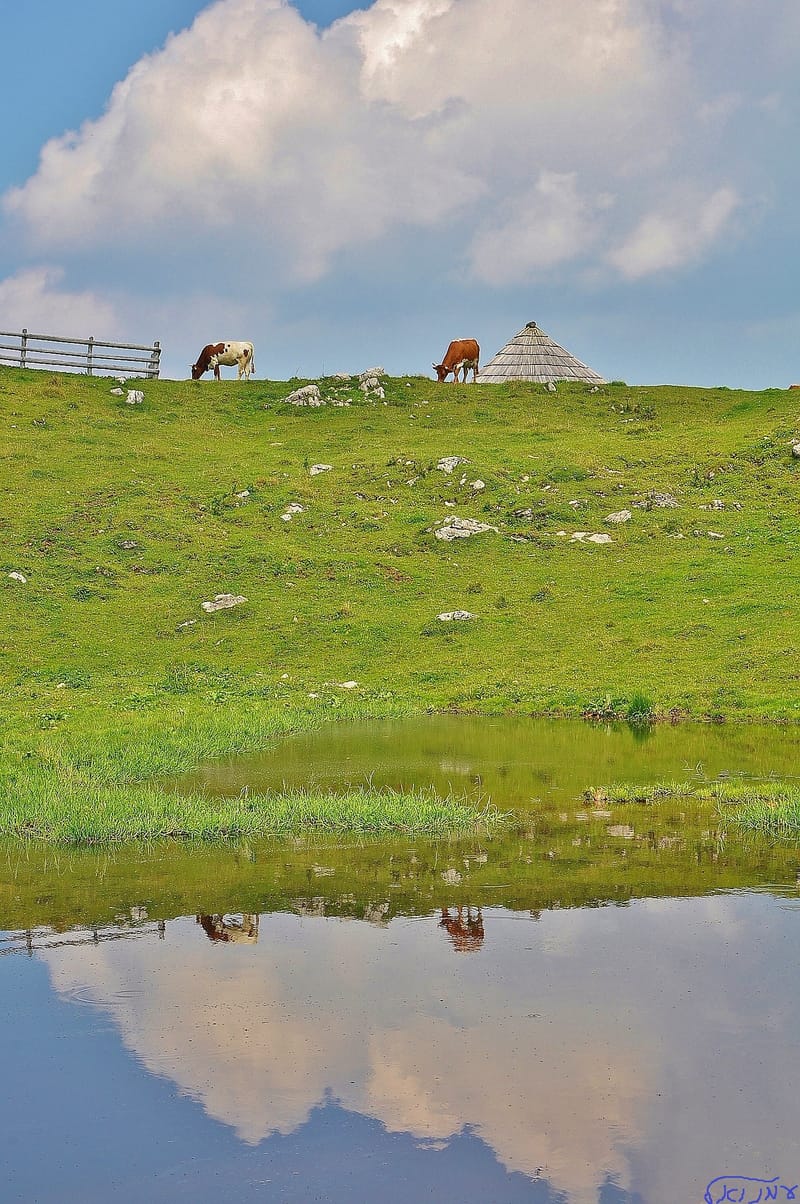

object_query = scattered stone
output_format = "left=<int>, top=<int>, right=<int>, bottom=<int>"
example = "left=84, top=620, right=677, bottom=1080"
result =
left=437, top=456, right=470, bottom=474
left=110, top=388, right=124, bottom=396
left=590, top=385, right=600, bottom=393
left=177, top=619, right=197, bottom=630
left=332, top=373, right=352, bottom=381
left=201, top=593, right=247, bottom=613
left=118, top=539, right=138, bottom=550
left=568, top=499, right=587, bottom=508
left=338, top=681, right=359, bottom=689
left=359, top=367, right=385, bottom=381
left=605, top=509, right=632, bottom=523
left=514, top=508, right=534, bottom=519
left=280, top=673, right=290, bottom=680
left=125, top=389, right=144, bottom=405
left=8, top=571, right=26, bottom=583
left=707, top=531, right=724, bottom=539
left=438, top=610, right=476, bottom=621
left=546, top=382, right=557, bottom=392
left=309, top=464, right=332, bottom=476
left=114, top=375, right=127, bottom=384
left=281, top=503, right=305, bottom=521
left=634, top=491, right=679, bottom=509
left=792, top=443, right=800, bottom=459
left=570, top=532, right=612, bottom=544
left=234, top=489, right=251, bottom=500
left=434, top=516, right=498, bottom=542
left=284, top=384, right=324, bottom=406
left=471, top=480, right=485, bottom=492
left=556, top=530, right=568, bottom=537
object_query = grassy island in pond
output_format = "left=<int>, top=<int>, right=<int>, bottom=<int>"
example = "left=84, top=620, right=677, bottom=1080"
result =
left=2, top=367, right=800, bottom=842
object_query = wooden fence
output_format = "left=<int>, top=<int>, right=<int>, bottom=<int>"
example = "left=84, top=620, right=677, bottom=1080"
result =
left=0, top=327, right=161, bottom=378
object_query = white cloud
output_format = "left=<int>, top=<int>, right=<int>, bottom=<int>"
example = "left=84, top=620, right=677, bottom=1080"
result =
left=469, top=172, right=612, bottom=286
left=1, top=0, right=737, bottom=291
left=0, top=265, right=118, bottom=336
left=607, top=186, right=740, bottom=278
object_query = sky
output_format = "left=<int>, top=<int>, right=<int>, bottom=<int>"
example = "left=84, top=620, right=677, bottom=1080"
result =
left=0, top=0, right=798, bottom=386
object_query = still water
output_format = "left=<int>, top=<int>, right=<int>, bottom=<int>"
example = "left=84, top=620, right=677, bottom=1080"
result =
left=3, top=718, right=800, bottom=1203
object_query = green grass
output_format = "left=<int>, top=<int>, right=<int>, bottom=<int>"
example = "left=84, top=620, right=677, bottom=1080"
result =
left=2, top=365, right=800, bottom=841
left=604, top=779, right=800, bottom=839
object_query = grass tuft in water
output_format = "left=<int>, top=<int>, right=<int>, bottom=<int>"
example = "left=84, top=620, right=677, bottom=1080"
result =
left=603, top=779, right=800, bottom=840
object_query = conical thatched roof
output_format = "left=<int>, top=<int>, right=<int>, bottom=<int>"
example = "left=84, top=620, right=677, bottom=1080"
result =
left=477, top=321, right=605, bottom=384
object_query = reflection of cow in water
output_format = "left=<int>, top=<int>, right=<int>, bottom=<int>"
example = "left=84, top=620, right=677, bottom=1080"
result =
left=439, top=907, right=484, bottom=952
left=196, top=914, right=260, bottom=944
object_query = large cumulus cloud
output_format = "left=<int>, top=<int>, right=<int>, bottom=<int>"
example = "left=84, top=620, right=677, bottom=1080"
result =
left=3, top=0, right=779, bottom=288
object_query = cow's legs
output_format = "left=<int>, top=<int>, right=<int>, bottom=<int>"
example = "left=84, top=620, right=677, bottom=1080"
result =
left=214, top=364, right=221, bottom=380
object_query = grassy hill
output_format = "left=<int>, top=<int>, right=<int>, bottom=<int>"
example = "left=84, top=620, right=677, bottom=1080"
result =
left=1, top=365, right=799, bottom=837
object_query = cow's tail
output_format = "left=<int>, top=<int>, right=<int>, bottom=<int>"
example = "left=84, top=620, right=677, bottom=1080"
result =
left=249, top=344, right=255, bottom=376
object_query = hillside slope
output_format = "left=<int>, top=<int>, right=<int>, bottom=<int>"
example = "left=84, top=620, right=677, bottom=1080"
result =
left=2, top=367, right=799, bottom=782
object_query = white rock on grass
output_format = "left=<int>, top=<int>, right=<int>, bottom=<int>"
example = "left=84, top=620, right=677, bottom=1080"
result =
left=201, top=593, right=247, bottom=613
left=437, top=456, right=470, bottom=474
left=605, top=509, right=632, bottom=523
left=281, top=503, right=305, bottom=521
left=438, top=610, right=475, bottom=621
left=309, top=464, right=332, bottom=476
left=338, top=681, right=359, bottom=689
left=570, top=532, right=613, bottom=544
left=8, top=571, right=27, bottom=583
left=471, top=480, right=485, bottom=492
left=792, top=443, right=800, bottom=459
left=284, top=384, right=324, bottom=406
left=125, top=390, right=144, bottom=405
left=435, top=516, right=498, bottom=542
left=110, top=388, right=124, bottom=396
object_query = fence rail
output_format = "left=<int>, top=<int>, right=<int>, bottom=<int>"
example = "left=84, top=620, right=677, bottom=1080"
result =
left=0, top=328, right=161, bottom=378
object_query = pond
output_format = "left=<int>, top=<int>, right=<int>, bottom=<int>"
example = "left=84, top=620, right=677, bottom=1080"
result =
left=3, top=718, right=800, bottom=1202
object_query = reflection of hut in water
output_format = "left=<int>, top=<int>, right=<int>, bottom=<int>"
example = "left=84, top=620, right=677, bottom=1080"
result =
left=439, top=906, right=485, bottom=952
left=196, top=914, right=260, bottom=944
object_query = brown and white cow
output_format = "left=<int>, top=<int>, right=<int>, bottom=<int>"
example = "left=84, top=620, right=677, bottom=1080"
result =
left=433, top=338, right=480, bottom=383
left=191, top=341, right=255, bottom=381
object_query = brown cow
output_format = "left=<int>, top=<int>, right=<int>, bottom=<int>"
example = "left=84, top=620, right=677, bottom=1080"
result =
left=433, top=338, right=480, bottom=383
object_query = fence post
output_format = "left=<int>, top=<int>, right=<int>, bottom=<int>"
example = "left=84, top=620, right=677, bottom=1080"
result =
left=20, top=328, right=28, bottom=368
left=149, top=340, right=161, bottom=379
left=87, top=336, right=94, bottom=376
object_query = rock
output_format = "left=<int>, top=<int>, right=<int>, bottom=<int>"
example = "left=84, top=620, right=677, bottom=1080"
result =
left=792, top=443, right=800, bottom=458
left=281, top=503, right=305, bottom=521
left=338, top=681, right=358, bottom=689
left=437, top=456, right=470, bottom=474
left=284, top=384, right=324, bottom=406
left=234, top=489, right=251, bottom=500
left=309, top=464, right=332, bottom=476
left=115, top=375, right=127, bottom=384
left=110, top=388, right=124, bottom=396
left=8, top=571, right=26, bottom=583
left=605, top=509, right=632, bottom=523
left=332, top=373, right=352, bottom=381
left=700, top=499, right=726, bottom=511
left=176, top=619, right=197, bottom=630
left=434, top=516, right=498, bottom=541
left=201, top=593, right=247, bottom=613
left=568, top=499, right=587, bottom=508
left=359, top=367, right=385, bottom=381
left=634, top=491, right=679, bottom=509
left=471, top=480, right=485, bottom=491
left=590, top=386, right=600, bottom=393
left=438, top=610, right=476, bottom=621
left=570, top=532, right=612, bottom=544
left=125, top=389, right=144, bottom=405
left=546, top=381, right=557, bottom=392
left=118, top=539, right=138, bottom=550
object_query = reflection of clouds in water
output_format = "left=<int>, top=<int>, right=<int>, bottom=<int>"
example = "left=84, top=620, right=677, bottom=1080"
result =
left=42, top=912, right=649, bottom=1202
left=366, top=1015, right=644, bottom=1202
left=39, top=897, right=800, bottom=1204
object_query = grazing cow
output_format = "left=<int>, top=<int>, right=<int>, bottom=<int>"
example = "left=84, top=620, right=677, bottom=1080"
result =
left=433, top=338, right=480, bottom=383
left=191, top=340, right=255, bottom=380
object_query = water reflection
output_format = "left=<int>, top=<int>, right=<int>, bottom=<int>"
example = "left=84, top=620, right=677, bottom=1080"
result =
left=2, top=893, right=795, bottom=1204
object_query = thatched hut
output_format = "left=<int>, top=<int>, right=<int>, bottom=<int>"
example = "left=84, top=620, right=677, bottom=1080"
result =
left=477, top=321, right=604, bottom=384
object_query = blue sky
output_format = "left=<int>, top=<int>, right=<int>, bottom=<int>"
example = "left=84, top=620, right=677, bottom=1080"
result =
left=1, top=0, right=798, bottom=386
